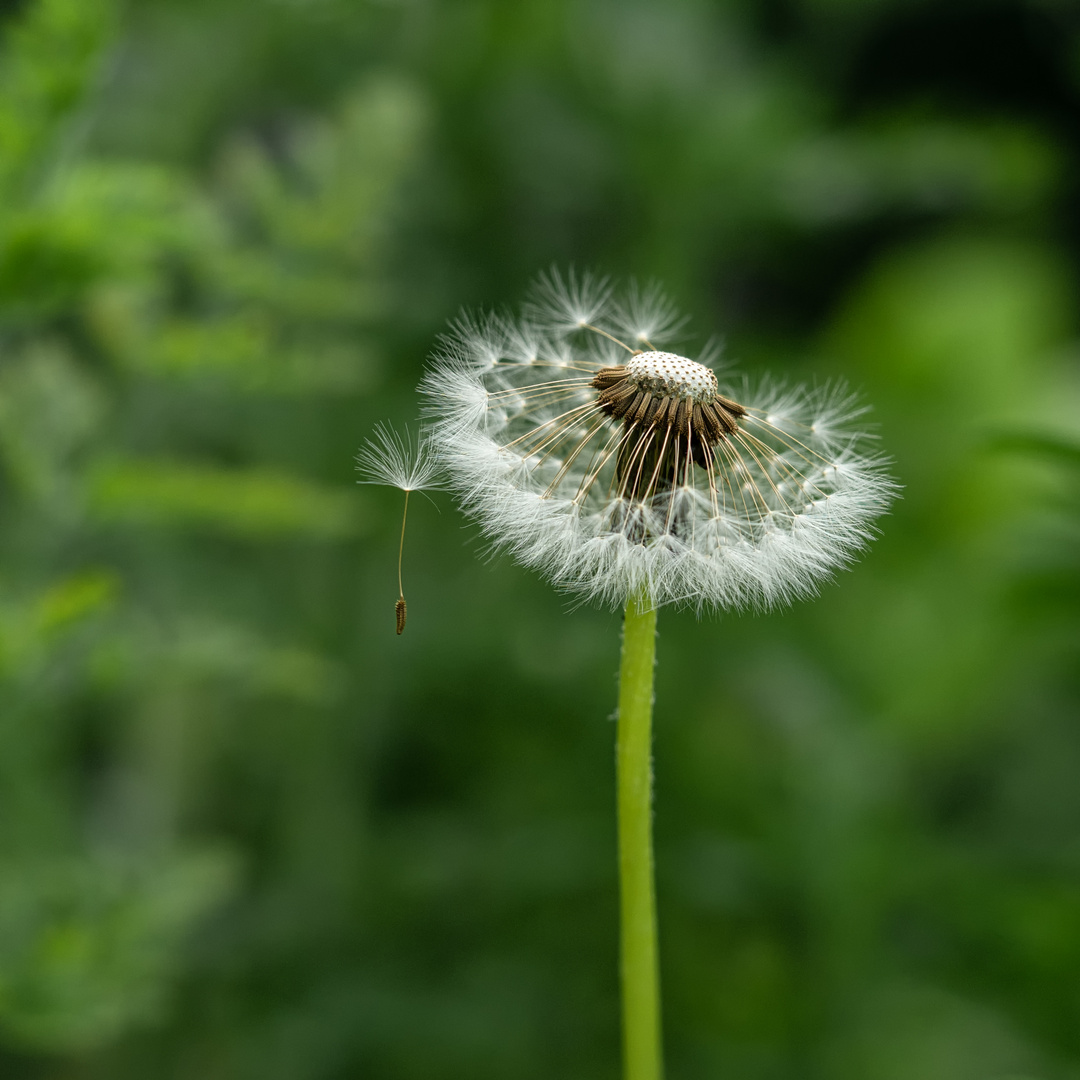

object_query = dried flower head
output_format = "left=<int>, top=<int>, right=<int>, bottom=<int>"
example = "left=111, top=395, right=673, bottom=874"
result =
left=422, top=271, right=897, bottom=612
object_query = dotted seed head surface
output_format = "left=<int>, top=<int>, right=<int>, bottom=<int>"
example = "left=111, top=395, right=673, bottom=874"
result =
left=626, top=351, right=718, bottom=403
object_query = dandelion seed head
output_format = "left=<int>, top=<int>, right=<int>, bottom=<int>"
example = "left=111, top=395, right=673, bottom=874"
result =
left=423, top=271, right=898, bottom=612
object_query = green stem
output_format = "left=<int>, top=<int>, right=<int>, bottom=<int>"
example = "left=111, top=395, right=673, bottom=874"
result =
left=617, top=590, right=663, bottom=1080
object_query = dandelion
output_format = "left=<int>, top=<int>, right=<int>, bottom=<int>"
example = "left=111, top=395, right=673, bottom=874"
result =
left=356, top=423, right=443, bottom=634
left=391, top=272, right=895, bottom=1080
left=423, top=270, right=897, bottom=612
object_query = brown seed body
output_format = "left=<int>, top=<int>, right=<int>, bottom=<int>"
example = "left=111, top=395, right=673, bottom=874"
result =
left=590, top=363, right=746, bottom=498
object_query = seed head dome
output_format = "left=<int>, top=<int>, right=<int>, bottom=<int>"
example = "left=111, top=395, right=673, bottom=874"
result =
left=624, top=352, right=718, bottom=402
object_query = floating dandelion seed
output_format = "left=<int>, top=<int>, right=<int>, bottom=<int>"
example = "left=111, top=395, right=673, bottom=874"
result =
left=356, top=423, right=443, bottom=634
left=422, top=271, right=898, bottom=612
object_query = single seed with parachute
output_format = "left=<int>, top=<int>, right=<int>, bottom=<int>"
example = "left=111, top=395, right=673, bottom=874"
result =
left=354, top=423, right=444, bottom=636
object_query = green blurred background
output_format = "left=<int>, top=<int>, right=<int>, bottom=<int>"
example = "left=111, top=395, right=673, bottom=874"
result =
left=0, top=0, right=1078, bottom=1077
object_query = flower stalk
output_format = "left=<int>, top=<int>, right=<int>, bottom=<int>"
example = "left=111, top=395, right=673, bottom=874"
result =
left=617, top=590, right=663, bottom=1080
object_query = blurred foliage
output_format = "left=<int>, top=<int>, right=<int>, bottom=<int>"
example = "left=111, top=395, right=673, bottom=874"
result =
left=0, top=0, right=1077, bottom=1078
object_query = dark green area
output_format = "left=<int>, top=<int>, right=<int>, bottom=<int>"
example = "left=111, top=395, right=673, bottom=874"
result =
left=1, top=0, right=1078, bottom=1076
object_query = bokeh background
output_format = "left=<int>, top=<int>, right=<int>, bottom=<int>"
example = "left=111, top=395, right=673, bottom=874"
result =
left=1, top=0, right=1078, bottom=1077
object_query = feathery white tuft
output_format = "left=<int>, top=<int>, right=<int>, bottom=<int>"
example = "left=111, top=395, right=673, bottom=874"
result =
left=613, top=279, right=688, bottom=346
left=422, top=271, right=898, bottom=612
left=526, top=267, right=613, bottom=333
left=356, top=422, right=444, bottom=492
